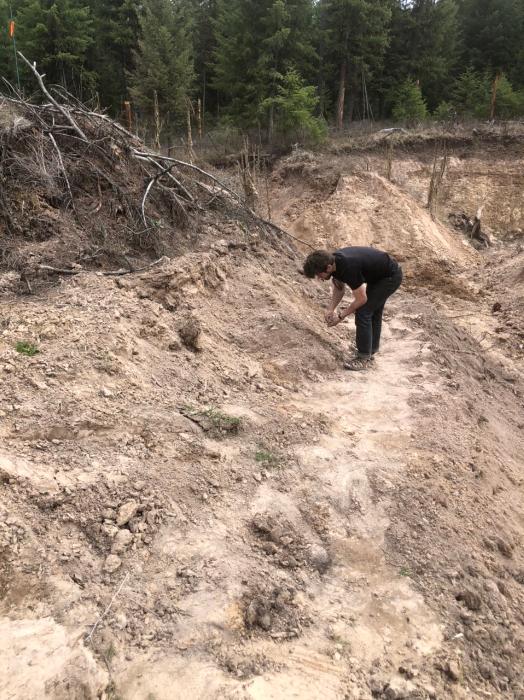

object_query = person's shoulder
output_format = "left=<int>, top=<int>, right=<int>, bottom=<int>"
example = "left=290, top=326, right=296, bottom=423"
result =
left=335, top=246, right=354, bottom=257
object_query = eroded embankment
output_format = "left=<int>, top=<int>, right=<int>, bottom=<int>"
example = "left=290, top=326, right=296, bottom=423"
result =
left=1, top=151, right=523, bottom=699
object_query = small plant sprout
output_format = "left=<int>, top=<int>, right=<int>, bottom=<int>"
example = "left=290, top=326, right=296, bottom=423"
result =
left=15, top=341, right=39, bottom=356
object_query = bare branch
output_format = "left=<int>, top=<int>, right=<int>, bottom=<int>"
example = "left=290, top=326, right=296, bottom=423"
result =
left=48, top=133, right=78, bottom=219
left=85, top=573, right=129, bottom=644
left=17, top=52, right=87, bottom=141
left=141, top=176, right=156, bottom=227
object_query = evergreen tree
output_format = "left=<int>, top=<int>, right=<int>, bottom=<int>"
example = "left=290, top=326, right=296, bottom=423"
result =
left=14, top=0, right=95, bottom=96
left=90, top=0, right=140, bottom=114
left=129, top=0, right=194, bottom=128
left=391, top=78, right=428, bottom=123
left=458, top=0, right=524, bottom=88
left=381, top=0, right=458, bottom=115
left=191, top=0, right=219, bottom=122
left=211, top=0, right=317, bottom=136
left=260, top=68, right=327, bottom=141
left=450, top=67, right=490, bottom=117
left=493, top=74, right=524, bottom=118
left=317, top=0, right=392, bottom=128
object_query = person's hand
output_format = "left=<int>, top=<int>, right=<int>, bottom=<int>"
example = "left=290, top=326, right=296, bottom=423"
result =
left=326, top=312, right=342, bottom=327
left=325, top=310, right=337, bottom=326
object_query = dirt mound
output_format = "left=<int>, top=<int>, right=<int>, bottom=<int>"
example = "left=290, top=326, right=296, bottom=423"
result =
left=0, top=95, right=287, bottom=295
left=280, top=171, right=477, bottom=294
left=1, top=119, right=524, bottom=699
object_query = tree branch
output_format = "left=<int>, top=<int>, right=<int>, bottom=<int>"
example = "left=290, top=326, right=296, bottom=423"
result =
left=17, top=52, right=87, bottom=141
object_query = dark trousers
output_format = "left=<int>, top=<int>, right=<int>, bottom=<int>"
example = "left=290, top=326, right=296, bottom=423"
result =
left=355, top=267, right=403, bottom=357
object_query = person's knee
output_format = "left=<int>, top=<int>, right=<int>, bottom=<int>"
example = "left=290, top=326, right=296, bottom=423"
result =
left=355, top=308, right=373, bottom=326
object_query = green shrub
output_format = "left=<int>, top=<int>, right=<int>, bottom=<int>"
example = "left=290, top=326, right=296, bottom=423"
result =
left=260, top=69, right=327, bottom=144
left=494, top=74, right=524, bottom=118
left=15, top=341, right=39, bottom=356
left=450, top=68, right=490, bottom=118
left=391, top=79, right=428, bottom=125
left=433, top=100, right=456, bottom=121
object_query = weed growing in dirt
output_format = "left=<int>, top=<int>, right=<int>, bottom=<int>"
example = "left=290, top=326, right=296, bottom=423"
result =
left=204, top=408, right=241, bottom=431
left=255, top=447, right=280, bottom=468
left=105, top=642, right=116, bottom=663
left=181, top=405, right=242, bottom=434
left=105, top=682, right=123, bottom=700
left=15, top=341, right=39, bottom=356
left=399, top=567, right=412, bottom=577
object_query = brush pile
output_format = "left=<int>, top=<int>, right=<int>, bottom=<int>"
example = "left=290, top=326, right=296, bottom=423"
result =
left=0, top=55, right=289, bottom=293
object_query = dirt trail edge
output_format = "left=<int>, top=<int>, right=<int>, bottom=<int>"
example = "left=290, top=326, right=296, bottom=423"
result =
left=0, top=237, right=523, bottom=698
left=114, top=300, right=443, bottom=700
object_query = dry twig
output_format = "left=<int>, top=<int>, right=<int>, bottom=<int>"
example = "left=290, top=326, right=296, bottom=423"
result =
left=48, top=133, right=77, bottom=219
left=18, top=52, right=87, bottom=141
left=85, top=572, right=129, bottom=644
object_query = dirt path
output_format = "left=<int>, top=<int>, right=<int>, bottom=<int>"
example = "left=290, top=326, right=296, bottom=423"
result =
left=1, top=145, right=523, bottom=698
left=110, top=301, right=447, bottom=699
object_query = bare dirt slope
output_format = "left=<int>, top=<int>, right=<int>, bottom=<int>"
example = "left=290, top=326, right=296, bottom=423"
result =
left=1, top=146, right=524, bottom=700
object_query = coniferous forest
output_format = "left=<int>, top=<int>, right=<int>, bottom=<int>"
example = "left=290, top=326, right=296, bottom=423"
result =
left=1, top=0, right=523, bottom=142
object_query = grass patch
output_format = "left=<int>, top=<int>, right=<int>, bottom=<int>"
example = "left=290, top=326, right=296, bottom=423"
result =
left=203, top=408, right=241, bottom=431
left=399, top=567, right=412, bottom=577
left=180, top=405, right=241, bottom=435
left=255, top=447, right=280, bottom=468
left=15, top=341, right=39, bottom=356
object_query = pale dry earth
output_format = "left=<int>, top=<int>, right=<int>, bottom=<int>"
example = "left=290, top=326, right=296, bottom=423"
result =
left=1, top=142, right=523, bottom=699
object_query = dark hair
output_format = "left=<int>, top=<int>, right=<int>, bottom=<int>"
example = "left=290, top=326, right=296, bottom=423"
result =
left=303, top=250, right=335, bottom=278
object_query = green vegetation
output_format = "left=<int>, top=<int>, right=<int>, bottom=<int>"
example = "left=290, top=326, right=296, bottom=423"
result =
left=202, top=408, right=241, bottom=432
left=181, top=405, right=241, bottom=433
left=391, top=79, right=428, bottom=124
left=0, top=0, right=523, bottom=138
left=255, top=447, right=280, bottom=468
left=15, top=341, right=39, bottom=356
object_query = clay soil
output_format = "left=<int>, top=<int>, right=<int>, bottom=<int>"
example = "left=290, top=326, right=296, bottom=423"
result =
left=1, top=132, right=523, bottom=700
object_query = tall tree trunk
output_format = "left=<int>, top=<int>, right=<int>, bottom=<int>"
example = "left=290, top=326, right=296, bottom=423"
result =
left=153, top=90, right=161, bottom=151
left=336, top=59, right=347, bottom=130
left=490, top=73, right=500, bottom=120
left=268, top=103, right=274, bottom=144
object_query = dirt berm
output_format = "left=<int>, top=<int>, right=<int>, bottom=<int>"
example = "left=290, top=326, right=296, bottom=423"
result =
left=1, top=132, right=523, bottom=699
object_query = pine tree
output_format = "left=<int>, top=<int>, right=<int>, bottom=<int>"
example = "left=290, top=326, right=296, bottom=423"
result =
left=14, top=0, right=95, bottom=97
left=89, top=0, right=140, bottom=114
left=318, top=0, right=392, bottom=128
left=450, top=67, right=490, bottom=117
left=391, top=78, right=428, bottom=124
left=0, top=0, right=13, bottom=87
left=129, top=0, right=194, bottom=128
left=191, top=0, right=219, bottom=124
left=381, top=0, right=458, bottom=115
left=458, top=0, right=524, bottom=89
left=260, top=68, right=326, bottom=142
left=211, top=0, right=318, bottom=135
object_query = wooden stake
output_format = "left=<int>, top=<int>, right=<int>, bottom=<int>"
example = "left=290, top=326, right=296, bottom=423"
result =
left=186, top=99, right=194, bottom=163
left=153, top=90, right=160, bottom=151
left=489, top=74, right=501, bottom=121
left=123, top=100, right=132, bottom=132
left=197, top=97, right=202, bottom=140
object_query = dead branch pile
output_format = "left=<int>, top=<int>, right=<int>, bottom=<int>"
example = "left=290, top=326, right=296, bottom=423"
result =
left=0, top=54, right=297, bottom=292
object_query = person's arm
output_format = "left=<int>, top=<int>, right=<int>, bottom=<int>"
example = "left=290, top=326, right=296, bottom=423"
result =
left=338, top=284, right=367, bottom=319
left=325, top=279, right=345, bottom=323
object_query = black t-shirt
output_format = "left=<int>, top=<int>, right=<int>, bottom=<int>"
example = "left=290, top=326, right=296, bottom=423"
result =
left=332, top=246, right=398, bottom=290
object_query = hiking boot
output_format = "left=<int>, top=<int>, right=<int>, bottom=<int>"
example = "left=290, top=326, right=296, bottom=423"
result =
left=343, top=356, right=374, bottom=371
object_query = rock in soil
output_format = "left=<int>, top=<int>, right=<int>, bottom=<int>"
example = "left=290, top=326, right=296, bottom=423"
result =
left=116, top=500, right=139, bottom=527
left=103, top=555, right=122, bottom=573
left=111, top=529, right=133, bottom=554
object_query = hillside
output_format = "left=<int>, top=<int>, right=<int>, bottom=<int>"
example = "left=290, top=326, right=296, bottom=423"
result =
left=1, top=110, right=524, bottom=700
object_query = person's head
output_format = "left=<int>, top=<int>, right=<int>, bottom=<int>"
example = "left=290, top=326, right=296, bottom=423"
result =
left=303, top=250, right=336, bottom=281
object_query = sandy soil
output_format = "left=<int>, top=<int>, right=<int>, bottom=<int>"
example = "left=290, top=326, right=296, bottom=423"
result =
left=0, top=143, right=523, bottom=700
